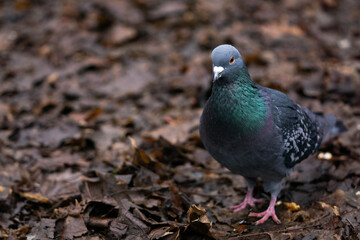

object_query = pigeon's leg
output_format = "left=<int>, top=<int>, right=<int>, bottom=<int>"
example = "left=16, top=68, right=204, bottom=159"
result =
left=231, top=180, right=264, bottom=212
left=249, top=181, right=282, bottom=224
left=248, top=196, right=280, bottom=224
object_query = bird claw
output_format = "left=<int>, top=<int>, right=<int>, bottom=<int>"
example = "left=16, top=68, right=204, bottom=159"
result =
left=230, top=191, right=264, bottom=212
left=249, top=198, right=281, bottom=225
left=231, top=202, right=248, bottom=212
left=249, top=205, right=281, bottom=225
left=231, top=198, right=264, bottom=212
left=253, top=211, right=281, bottom=225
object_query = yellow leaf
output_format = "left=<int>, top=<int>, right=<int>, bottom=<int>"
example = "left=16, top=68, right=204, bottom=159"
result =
left=319, top=201, right=340, bottom=216
left=283, top=202, right=301, bottom=211
left=20, top=192, right=53, bottom=204
left=318, top=152, right=333, bottom=161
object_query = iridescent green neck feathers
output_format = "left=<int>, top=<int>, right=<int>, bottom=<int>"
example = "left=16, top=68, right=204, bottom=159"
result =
left=210, top=68, right=269, bottom=137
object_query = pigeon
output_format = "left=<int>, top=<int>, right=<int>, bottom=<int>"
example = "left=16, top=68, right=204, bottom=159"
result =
left=199, top=44, right=345, bottom=225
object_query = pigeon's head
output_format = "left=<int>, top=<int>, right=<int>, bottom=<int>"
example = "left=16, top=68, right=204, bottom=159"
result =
left=211, top=44, right=244, bottom=82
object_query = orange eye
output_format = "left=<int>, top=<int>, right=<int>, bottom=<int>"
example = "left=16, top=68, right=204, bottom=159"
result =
left=229, top=56, right=235, bottom=64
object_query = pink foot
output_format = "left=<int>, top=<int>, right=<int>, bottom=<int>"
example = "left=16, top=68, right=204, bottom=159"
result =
left=249, top=197, right=281, bottom=225
left=230, top=188, right=264, bottom=212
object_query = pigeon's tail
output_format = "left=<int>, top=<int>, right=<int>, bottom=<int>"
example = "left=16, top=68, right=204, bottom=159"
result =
left=329, top=115, right=347, bottom=135
left=316, top=113, right=346, bottom=143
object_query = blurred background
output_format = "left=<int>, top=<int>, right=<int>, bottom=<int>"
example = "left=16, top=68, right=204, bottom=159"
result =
left=0, top=0, right=359, bottom=239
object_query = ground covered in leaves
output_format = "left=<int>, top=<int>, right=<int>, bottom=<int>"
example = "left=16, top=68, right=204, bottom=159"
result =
left=1, top=0, right=360, bottom=239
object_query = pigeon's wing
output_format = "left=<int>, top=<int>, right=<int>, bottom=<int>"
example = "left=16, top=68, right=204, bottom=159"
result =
left=261, top=87, right=321, bottom=168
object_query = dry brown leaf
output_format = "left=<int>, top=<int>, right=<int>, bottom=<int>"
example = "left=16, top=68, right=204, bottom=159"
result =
left=0, top=233, right=8, bottom=238
left=130, top=137, right=152, bottom=166
left=63, top=216, right=88, bottom=239
left=261, top=19, right=304, bottom=39
left=319, top=201, right=340, bottom=216
left=148, top=226, right=171, bottom=239
left=0, top=185, right=12, bottom=201
left=85, top=107, right=103, bottom=122
left=186, top=204, right=212, bottom=235
left=129, top=137, right=167, bottom=178
left=187, top=204, right=207, bottom=222
left=19, top=192, right=53, bottom=204
left=235, top=224, right=247, bottom=232
left=20, top=192, right=53, bottom=204
left=0, top=185, right=11, bottom=194
left=45, top=72, right=59, bottom=84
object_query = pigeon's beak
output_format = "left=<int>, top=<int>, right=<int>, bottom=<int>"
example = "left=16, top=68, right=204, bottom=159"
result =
left=213, top=66, right=224, bottom=82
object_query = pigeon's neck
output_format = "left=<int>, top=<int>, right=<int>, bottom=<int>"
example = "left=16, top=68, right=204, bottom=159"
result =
left=211, top=68, right=270, bottom=137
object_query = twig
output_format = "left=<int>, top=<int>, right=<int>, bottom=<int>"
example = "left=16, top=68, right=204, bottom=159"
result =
left=228, top=223, right=322, bottom=239
left=345, top=218, right=355, bottom=229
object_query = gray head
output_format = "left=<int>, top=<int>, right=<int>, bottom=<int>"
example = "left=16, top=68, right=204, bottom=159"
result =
left=211, top=44, right=245, bottom=82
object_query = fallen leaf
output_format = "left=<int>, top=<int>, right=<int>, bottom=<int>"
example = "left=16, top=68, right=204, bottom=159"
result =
left=319, top=202, right=340, bottom=216
left=318, top=152, right=333, bottom=161
left=186, top=204, right=212, bottom=236
left=283, top=202, right=301, bottom=211
left=235, top=224, right=247, bottom=232
left=106, top=24, right=138, bottom=46
left=261, top=19, right=304, bottom=39
left=148, top=226, right=174, bottom=239
left=129, top=137, right=167, bottom=177
left=108, top=218, right=128, bottom=239
left=0, top=185, right=12, bottom=200
left=85, top=107, right=103, bottom=122
left=19, top=192, right=53, bottom=204
left=26, top=218, right=55, bottom=239
left=62, top=216, right=88, bottom=239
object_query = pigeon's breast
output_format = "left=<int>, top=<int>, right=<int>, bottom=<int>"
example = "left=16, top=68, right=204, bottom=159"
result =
left=200, top=102, right=285, bottom=178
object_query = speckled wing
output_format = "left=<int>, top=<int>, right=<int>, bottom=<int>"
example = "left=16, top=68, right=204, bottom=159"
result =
left=262, top=87, right=321, bottom=168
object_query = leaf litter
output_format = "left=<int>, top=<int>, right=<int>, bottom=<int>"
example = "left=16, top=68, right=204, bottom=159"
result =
left=0, top=0, right=359, bottom=239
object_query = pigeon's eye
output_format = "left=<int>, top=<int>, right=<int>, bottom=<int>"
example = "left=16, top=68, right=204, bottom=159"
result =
left=229, top=56, right=235, bottom=64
